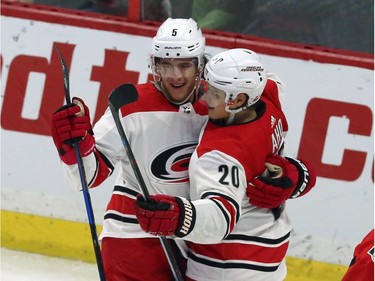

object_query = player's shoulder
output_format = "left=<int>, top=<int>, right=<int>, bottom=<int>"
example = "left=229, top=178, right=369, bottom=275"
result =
left=262, top=81, right=280, bottom=105
left=197, top=124, right=244, bottom=157
left=356, top=229, right=374, bottom=254
left=136, top=82, right=155, bottom=90
left=342, top=229, right=374, bottom=281
left=261, top=73, right=286, bottom=108
left=121, top=82, right=173, bottom=113
left=135, top=82, right=159, bottom=96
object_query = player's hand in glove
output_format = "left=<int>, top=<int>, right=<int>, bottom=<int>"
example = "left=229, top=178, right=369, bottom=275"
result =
left=247, top=155, right=316, bottom=208
left=134, top=194, right=196, bottom=237
left=51, top=97, right=95, bottom=165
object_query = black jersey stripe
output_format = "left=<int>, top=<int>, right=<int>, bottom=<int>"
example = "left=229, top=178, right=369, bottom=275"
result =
left=98, top=150, right=115, bottom=173
left=210, top=198, right=231, bottom=239
left=104, top=213, right=138, bottom=224
left=225, top=232, right=290, bottom=245
left=187, top=251, right=280, bottom=272
left=201, top=191, right=240, bottom=222
left=113, top=185, right=140, bottom=197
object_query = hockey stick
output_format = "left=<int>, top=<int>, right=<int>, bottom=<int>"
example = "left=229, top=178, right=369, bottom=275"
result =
left=108, top=84, right=184, bottom=281
left=54, top=46, right=106, bottom=281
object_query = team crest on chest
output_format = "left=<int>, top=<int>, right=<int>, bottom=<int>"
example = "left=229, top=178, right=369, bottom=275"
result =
left=150, top=142, right=197, bottom=183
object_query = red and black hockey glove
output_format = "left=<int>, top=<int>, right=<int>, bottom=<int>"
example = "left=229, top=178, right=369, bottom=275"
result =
left=247, top=155, right=316, bottom=209
left=51, top=97, right=95, bottom=165
left=134, top=194, right=196, bottom=238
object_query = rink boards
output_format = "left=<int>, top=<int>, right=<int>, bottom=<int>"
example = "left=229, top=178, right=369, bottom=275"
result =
left=1, top=2, right=374, bottom=281
left=2, top=210, right=349, bottom=281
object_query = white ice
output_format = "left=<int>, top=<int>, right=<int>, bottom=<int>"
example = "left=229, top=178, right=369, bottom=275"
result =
left=1, top=248, right=98, bottom=281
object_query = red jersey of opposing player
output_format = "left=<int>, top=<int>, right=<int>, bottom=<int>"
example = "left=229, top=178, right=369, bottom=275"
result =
left=342, top=229, right=374, bottom=281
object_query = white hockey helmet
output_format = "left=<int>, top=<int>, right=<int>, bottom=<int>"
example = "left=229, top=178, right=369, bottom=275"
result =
left=151, top=18, right=206, bottom=71
left=204, top=48, right=267, bottom=113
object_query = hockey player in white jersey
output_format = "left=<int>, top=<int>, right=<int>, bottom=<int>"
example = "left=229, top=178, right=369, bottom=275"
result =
left=135, top=48, right=316, bottom=280
left=51, top=17, right=316, bottom=280
left=52, top=18, right=207, bottom=280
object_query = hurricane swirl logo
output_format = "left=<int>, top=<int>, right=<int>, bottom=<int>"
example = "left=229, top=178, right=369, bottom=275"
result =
left=151, top=143, right=197, bottom=183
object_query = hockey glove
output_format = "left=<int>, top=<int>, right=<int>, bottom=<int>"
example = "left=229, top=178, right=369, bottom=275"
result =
left=247, top=155, right=316, bottom=208
left=134, top=194, right=196, bottom=238
left=51, top=97, right=95, bottom=165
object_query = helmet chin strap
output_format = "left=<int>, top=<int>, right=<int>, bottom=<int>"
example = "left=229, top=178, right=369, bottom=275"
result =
left=225, top=102, right=249, bottom=125
left=226, top=112, right=237, bottom=125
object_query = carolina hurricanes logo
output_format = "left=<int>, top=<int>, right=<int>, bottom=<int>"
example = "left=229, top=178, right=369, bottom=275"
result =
left=151, top=143, right=197, bottom=183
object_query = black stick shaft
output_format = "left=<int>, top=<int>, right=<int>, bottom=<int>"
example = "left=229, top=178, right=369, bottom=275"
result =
left=108, top=86, right=184, bottom=281
left=54, top=46, right=106, bottom=281
left=109, top=102, right=151, bottom=200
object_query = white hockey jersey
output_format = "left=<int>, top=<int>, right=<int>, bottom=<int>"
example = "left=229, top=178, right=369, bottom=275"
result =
left=62, top=82, right=208, bottom=239
left=61, top=78, right=291, bottom=280
left=184, top=79, right=292, bottom=281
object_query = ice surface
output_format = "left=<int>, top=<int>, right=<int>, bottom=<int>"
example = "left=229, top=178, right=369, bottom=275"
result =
left=1, top=248, right=98, bottom=281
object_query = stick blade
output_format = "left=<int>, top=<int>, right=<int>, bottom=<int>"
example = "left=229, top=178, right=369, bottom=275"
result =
left=54, top=45, right=71, bottom=104
left=108, top=83, right=139, bottom=112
